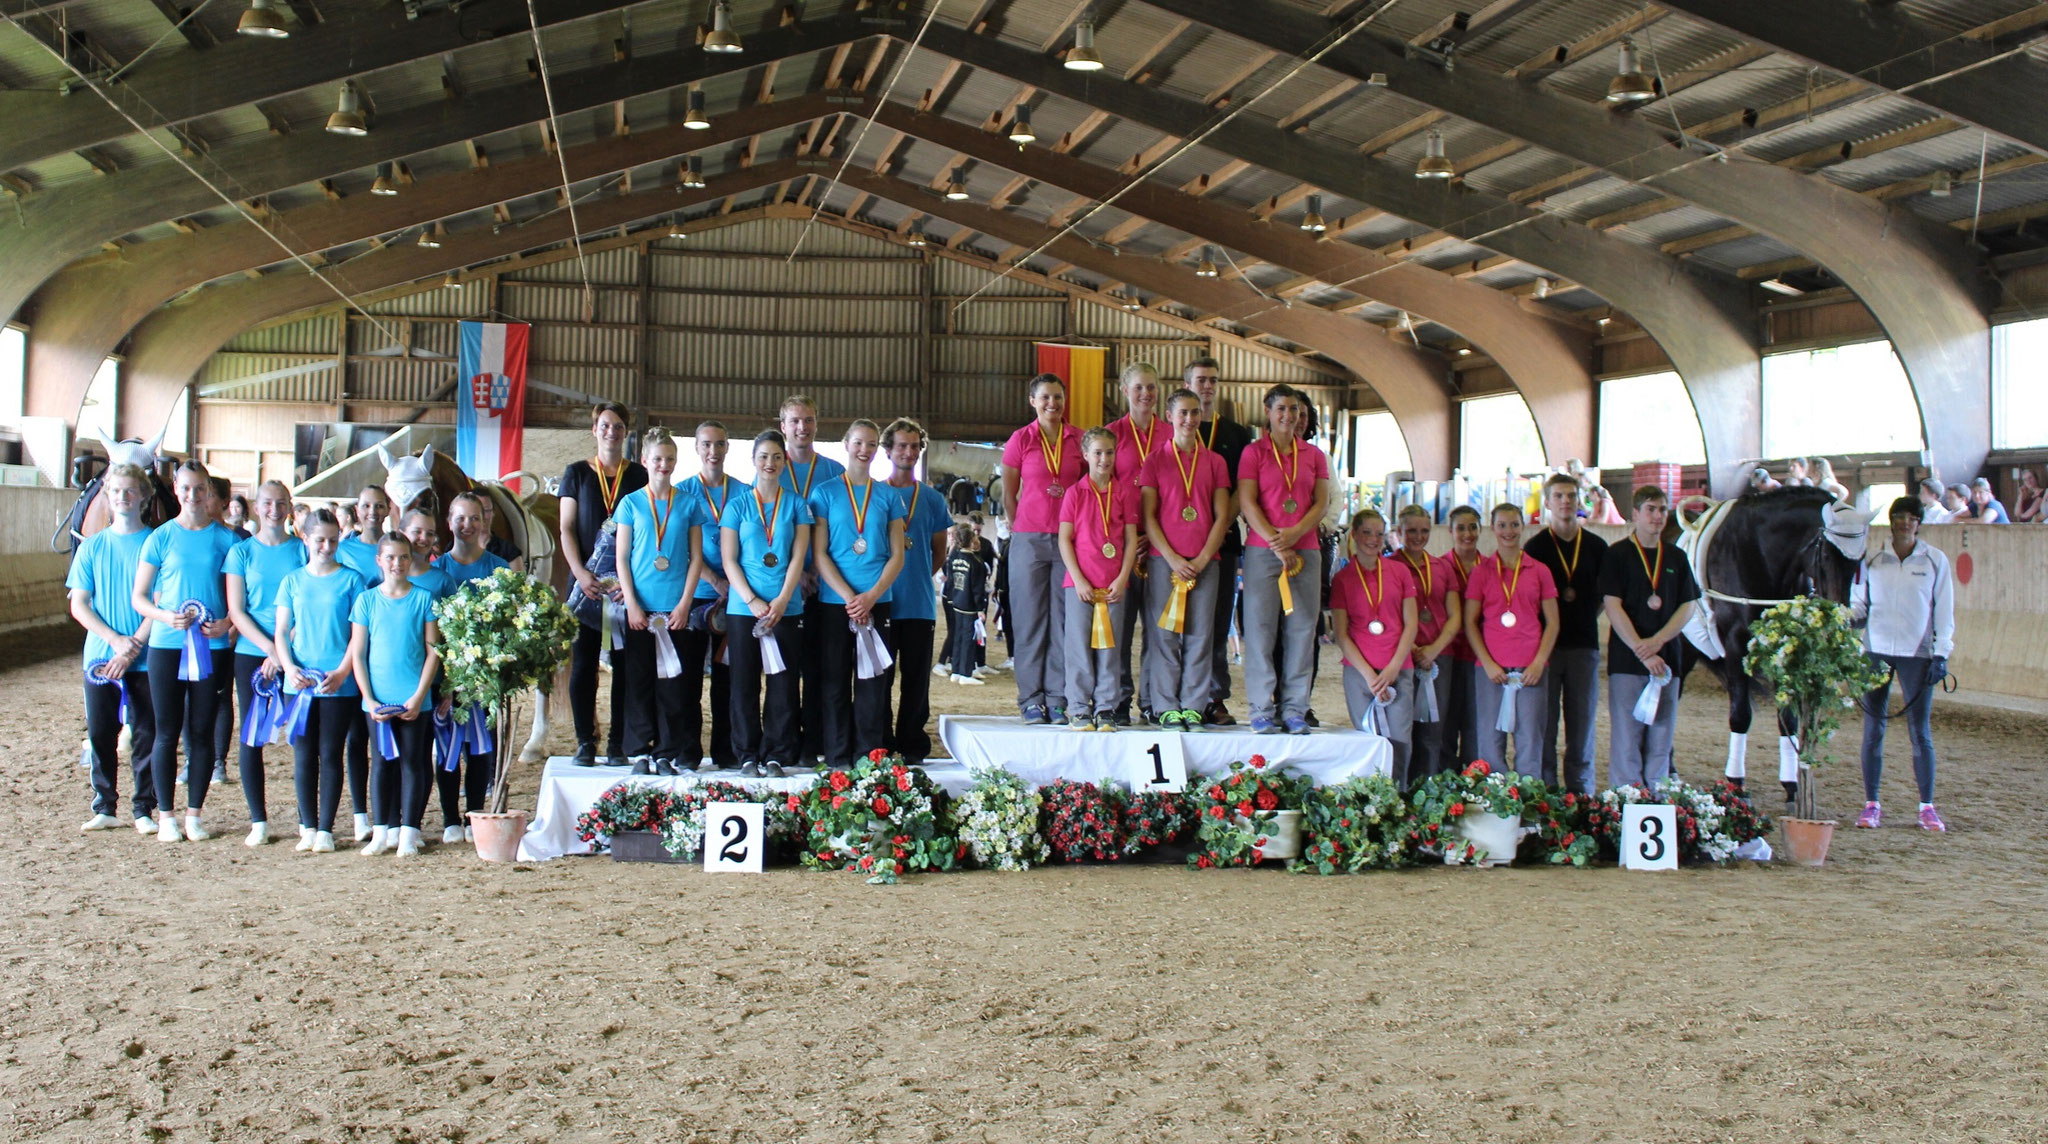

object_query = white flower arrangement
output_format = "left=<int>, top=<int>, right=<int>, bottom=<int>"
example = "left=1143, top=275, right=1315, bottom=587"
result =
left=954, top=768, right=1048, bottom=871
left=434, top=566, right=577, bottom=709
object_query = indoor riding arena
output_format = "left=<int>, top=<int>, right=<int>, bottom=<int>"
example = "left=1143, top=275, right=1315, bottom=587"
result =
left=1, top=0, right=2045, bottom=1141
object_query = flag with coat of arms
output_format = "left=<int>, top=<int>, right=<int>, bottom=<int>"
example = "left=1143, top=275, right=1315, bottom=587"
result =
left=456, top=321, right=529, bottom=480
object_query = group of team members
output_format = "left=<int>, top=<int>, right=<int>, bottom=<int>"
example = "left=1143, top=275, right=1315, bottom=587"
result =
left=553, top=399, right=954, bottom=779
left=70, top=463, right=510, bottom=855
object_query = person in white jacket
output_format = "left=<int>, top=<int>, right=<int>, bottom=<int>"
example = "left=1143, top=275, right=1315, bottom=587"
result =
left=1851, top=497, right=1955, bottom=832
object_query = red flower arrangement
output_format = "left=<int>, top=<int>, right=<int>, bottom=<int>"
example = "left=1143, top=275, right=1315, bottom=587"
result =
left=1121, top=790, right=1193, bottom=856
left=1040, top=780, right=1126, bottom=862
left=1184, top=755, right=1314, bottom=869
left=573, top=782, right=683, bottom=849
left=794, top=752, right=959, bottom=883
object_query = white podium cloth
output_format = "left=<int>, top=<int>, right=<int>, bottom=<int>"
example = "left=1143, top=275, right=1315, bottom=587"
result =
left=518, top=758, right=976, bottom=861
left=935, top=715, right=1391, bottom=790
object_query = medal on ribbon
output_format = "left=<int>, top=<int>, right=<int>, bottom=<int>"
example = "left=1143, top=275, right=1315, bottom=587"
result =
left=1354, top=558, right=1387, bottom=637
left=844, top=477, right=875, bottom=558
left=647, top=486, right=677, bottom=573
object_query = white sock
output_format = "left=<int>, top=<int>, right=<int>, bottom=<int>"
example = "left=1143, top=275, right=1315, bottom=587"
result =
left=1724, top=732, right=1747, bottom=779
left=1919, top=802, right=1933, bottom=811
left=1777, top=736, right=1800, bottom=784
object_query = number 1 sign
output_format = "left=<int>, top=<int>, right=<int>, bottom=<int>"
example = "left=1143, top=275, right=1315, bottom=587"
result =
left=1128, top=735, right=1188, bottom=793
left=704, top=802, right=764, bottom=873
left=1621, top=804, right=1678, bottom=871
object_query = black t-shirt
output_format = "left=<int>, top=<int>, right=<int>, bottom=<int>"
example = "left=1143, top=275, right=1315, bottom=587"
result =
left=1524, top=526, right=1609, bottom=650
left=1200, top=416, right=1256, bottom=552
left=944, top=549, right=987, bottom=612
left=559, top=458, right=649, bottom=560
left=1597, top=537, right=1701, bottom=676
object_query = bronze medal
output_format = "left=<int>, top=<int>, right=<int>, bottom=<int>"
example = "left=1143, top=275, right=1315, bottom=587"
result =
left=1646, top=594, right=1661, bottom=610
left=1102, top=542, right=1117, bottom=559
left=1563, top=586, right=1576, bottom=602
left=1181, top=505, right=1199, bottom=523
left=653, top=555, right=670, bottom=572
left=1047, top=484, right=1064, bottom=499
left=764, top=552, right=779, bottom=568
left=1420, top=607, right=1434, bottom=625
left=1281, top=498, right=1298, bottom=515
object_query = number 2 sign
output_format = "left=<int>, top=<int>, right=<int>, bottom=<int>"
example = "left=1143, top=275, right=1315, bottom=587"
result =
left=703, top=802, right=764, bottom=873
left=1621, top=804, right=1678, bottom=871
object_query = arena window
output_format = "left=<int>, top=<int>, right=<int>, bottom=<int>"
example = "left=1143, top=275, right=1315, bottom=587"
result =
left=1992, top=318, right=2048, bottom=449
left=1458, top=393, right=1545, bottom=475
left=1350, top=410, right=1411, bottom=482
left=79, top=357, right=119, bottom=447
left=1760, top=340, right=1924, bottom=458
left=0, top=325, right=22, bottom=428
left=1597, top=372, right=1706, bottom=467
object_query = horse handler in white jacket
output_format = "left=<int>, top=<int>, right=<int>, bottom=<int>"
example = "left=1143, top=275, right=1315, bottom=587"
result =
left=1851, top=496, right=1955, bottom=833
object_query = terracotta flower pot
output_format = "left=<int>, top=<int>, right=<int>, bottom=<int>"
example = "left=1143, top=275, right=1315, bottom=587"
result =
left=1782, top=817, right=1835, bottom=867
left=468, top=811, right=529, bottom=863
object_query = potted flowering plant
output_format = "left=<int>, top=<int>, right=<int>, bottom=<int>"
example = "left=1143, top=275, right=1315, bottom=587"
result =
left=1186, top=755, right=1315, bottom=868
left=1041, top=780, right=1126, bottom=862
left=1409, top=761, right=1546, bottom=866
left=1292, top=775, right=1412, bottom=874
left=1523, top=788, right=1599, bottom=867
left=574, top=782, right=683, bottom=859
left=435, top=566, right=577, bottom=861
left=1121, top=790, right=1194, bottom=859
left=1743, top=597, right=1887, bottom=865
left=955, top=768, right=1049, bottom=871
left=658, top=781, right=759, bottom=862
left=794, top=750, right=962, bottom=884
left=1584, top=778, right=1775, bottom=866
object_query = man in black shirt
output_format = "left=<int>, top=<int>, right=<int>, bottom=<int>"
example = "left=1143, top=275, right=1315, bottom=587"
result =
left=1186, top=356, right=1254, bottom=725
left=1523, top=473, right=1608, bottom=795
left=1599, top=485, right=1699, bottom=788
left=558, top=402, right=648, bottom=766
left=942, top=523, right=989, bottom=682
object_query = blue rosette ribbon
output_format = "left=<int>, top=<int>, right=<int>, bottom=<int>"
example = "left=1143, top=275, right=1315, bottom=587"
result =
left=371, top=704, right=406, bottom=760
left=85, top=658, right=129, bottom=723
left=241, top=672, right=284, bottom=748
left=286, top=668, right=326, bottom=742
left=177, top=601, right=215, bottom=681
left=433, top=707, right=462, bottom=772
left=462, top=703, right=493, bottom=755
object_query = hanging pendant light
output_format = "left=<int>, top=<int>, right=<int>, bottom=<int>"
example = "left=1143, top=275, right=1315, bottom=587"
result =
left=1606, top=37, right=1656, bottom=104
left=703, top=2, right=743, bottom=54
left=1195, top=246, right=1218, bottom=278
left=416, top=223, right=443, bottom=249
left=668, top=218, right=689, bottom=239
left=1121, top=292, right=1142, bottom=311
left=325, top=82, right=368, bottom=136
left=1064, top=20, right=1104, bottom=72
left=905, top=223, right=928, bottom=247
left=442, top=273, right=461, bottom=290
left=370, top=162, right=399, bottom=196
left=237, top=0, right=289, bottom=39
left=1008, top=104, right=1036, bottom=145
left=1299, top=194, right=1326, bottom=233
left=944, top=173, right=970, bottom=200
left=680, top=156, right=706, bottom=189
left=683, top=89, right=711, bottom=130
left=1415, top=130, right=1455, bottom=179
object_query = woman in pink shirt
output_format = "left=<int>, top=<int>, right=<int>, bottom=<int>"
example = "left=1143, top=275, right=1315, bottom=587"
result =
left=1462, top=503, right=1560, bottom=777
left=1139, top=388, right=1235, bottom=730
left=1237, top=385, right=1331, bottom=735
left=1000, top=374, right=1087, bottom=724
left=1106, top=362, right=1164, bottom=722
left=1330, top=510, right=1420, bottom=784
left=1057, top=428, right=1140, bottom=731
left=1393, top=505, right=1463, bottom=783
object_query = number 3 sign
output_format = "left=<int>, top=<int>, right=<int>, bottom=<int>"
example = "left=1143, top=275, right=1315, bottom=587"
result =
left=1621, top=804, right=1678, bottom=871
left=703, top=802, right=764, bottom=873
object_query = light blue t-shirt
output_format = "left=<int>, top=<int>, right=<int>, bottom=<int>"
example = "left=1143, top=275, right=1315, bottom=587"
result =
left=66, top=525, right=155, bottom=670
left=434, top=549, right=510, bottom=591
left=224, top=534, right=308, bottom=656
left=781, top=456, right=843, bottom=574
left=614, top=485, right=693, bottom=613
left=335, top=534, right=383, bottom=582
left=349, top=584, right=437, bottom=709
left=883, top=480, right=952, bottom=622
left=807, top=476, right=907, bottom=606
left=276, top=565, right=366, bottom=697
left=719, top=490, right=814, bottom=617
left=408, top=565, right=456, bottom=603
left=139, top=520, right=241, bottom=651
left=679, top=474, right=749, bottom=602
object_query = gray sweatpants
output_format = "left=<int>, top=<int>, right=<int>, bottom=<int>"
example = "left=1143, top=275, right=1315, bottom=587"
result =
left=1474, top=673, right=1548, bottom=779
left=1541, top=647, right=1602, bottom=794
left=1406, top=660, right=1458, bottom=785
left=1143, top=556, right=1220, bottom=716
left=1115, top=573, right=1144, bottom=715
left=1608, top=671, right=1679, bottom=789
left=1456, top=659, right=1487, bottom=769
left=1007, top=531, right=1067, bottom=714
left=1342, top=665, right=1414, bottom=787
left=1063, top=589, right=1128, bottom=716
left=1240, top=545, right=1322, bottom=724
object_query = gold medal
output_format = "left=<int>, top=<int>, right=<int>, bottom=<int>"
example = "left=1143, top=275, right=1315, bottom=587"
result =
left=1102, top=542, right=1117, bottom=559
left=1181, top=505, right=1198, bottom=522
left=1282, top=498, right=1299, bottom=515
left=653, top=555, right=670, bottom=572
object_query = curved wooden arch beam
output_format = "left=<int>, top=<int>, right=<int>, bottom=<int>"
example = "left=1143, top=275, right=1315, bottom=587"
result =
left=117, top=160, right=805, bottom=441
left=835, top=167, right=1458, bottom=477
left=0, top=16, right=876, bottom=330
left=22, top=93, right=851, bottom=428
left=1135, top=0, right=1994, bottom=484
left=873, top=101, right=1595, bottom=464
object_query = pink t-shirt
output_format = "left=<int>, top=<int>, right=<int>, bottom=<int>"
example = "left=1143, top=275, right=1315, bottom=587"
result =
left=1001, top=421, right=1086, bottom=535
left=1444, top=551, right=1482, bottom=664
left=1464, top=552, right=1557, bottom=669
left=1058, top=478, right=1141, bottom=589
left=1329, top=556, right=1417, bottom=671
left=1137, top=442, right=1231, bottom=559
left=1237, top=437, right=1329, bottom=551
left=1395, top=549, right=1458, bottom=651
left=1108, top=414, right=1167, bottom=485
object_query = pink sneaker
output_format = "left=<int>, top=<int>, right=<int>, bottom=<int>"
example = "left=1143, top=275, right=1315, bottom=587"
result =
left=1918, top=806, right=1946, bottom=832
left=1855, top=802, right=1881, bottom=829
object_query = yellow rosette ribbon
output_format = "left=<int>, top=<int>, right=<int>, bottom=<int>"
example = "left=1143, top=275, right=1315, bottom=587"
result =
left=1090, top=589, right=1116, bottom=650
left=1158, top=573, right=1193, bottom=634
left=1278, top=552, right=1302, bottom=617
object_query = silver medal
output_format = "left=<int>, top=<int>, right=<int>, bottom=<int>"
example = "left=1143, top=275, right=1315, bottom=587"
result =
left=1501, top=611, right=1518, bottom=629
left=653, top=555, right=670, bottom=572
left=853, top=537, right=868, bottom=556
left=1367, top=620, right=1385, bottom=636
left=1646, top=594, right=1661, bottom=610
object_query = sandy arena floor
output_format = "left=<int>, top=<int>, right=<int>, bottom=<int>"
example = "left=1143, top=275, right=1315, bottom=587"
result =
left=2, top=622, right=2043, bottom=1143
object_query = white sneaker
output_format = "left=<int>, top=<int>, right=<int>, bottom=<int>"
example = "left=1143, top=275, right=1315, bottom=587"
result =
left=932, top=663, right=948, bottom=676
left=295, top=827, right=316, bottom=852
left=183, top=815, right=211, bottom=842
left=81, top=813, right=123, bottom=832
left=997, top=657, right=1015, bottom=670
left=462, top=826, right=473, bottom=843
left=135, top=817, right=158, bottom=835
left=310, top=830, right=336, bottom=853
left=442, top=825, right=465, bottom=844
left=157, top=817, right=184, bottom=843
left=972, top=666, right=994, bottom=679
left=245, top=822, right=270, bottom=848
left=395, top=827, right=423, bottom=858
left=352, top=813, right=372, bottom=843
left=951, top=673, right=986, bottom=686
left=360, top=826, right=393, bottom=856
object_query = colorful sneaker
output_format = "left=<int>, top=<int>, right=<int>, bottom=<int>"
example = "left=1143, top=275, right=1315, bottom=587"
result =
left=1918, top=805, right=1947, bottom=832
left=1178, top=709, right=1204, bottom=731
left=1157, top=710, right=1185, bottom=731
left=1284, top=714, right=1311, bottom=735
left=1095, top=715, right=1117, bottom=733
left=1020, top=704, right=1048, bottom=725
left=1069, top=712, right=1094, bottom=731
left=1855, top=802, right=1881, bottom=829
left=1250, top=716, right=1281, bottom=735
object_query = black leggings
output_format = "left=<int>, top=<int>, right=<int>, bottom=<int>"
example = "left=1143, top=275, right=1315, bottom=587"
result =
left=438, top=749, right=491, bottom=830
left=84, top=670, right=158, bottom=820
left=370, top=715, right=433, bottom=829
left=232, top=652, right=275, bottom=823
left=147, top=645, right=220, bottom=814
left=345, top=709, right=369, bottom=822
left=727, top=618, right=803, bottom=765
left=293, top=695, right=354, bottom=833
